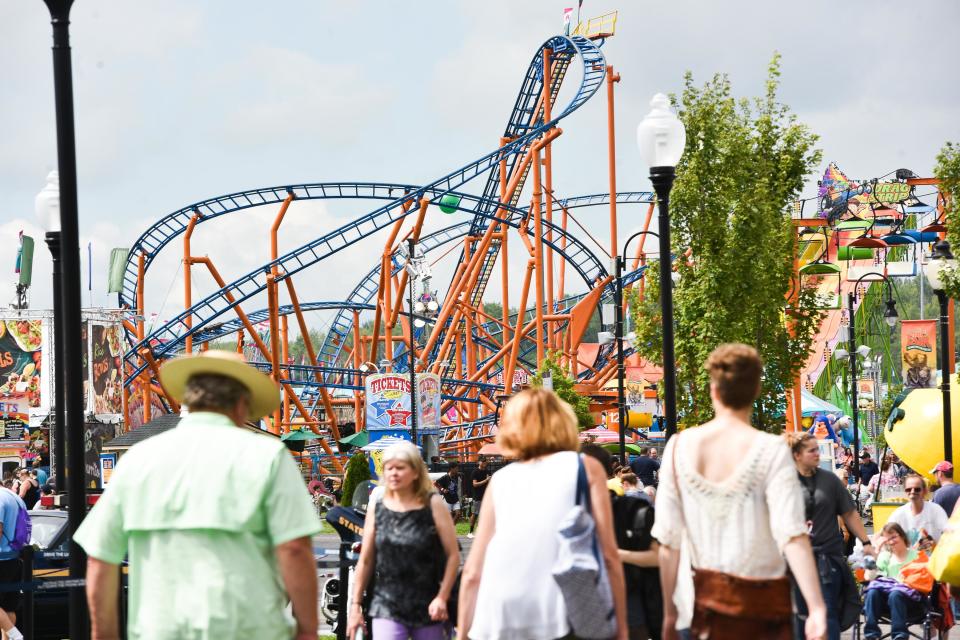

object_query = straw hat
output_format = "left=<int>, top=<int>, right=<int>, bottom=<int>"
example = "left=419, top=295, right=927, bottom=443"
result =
left=160, top=351, right=280, bottom=420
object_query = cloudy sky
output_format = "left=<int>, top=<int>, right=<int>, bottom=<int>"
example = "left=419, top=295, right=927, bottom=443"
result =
left=1, top=1, right=958, bottom=335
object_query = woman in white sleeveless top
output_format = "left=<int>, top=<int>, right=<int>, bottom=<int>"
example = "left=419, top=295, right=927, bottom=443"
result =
left=458, top=388, right=627, bottom=639
left=652, top=343, right=827, bottom=640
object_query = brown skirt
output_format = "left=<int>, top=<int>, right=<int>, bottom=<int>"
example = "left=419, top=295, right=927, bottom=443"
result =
left=690, top=568, right=792, bottom=640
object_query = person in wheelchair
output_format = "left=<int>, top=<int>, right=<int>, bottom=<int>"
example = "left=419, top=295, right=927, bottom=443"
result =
left=862, top=523, right=929, bottom=639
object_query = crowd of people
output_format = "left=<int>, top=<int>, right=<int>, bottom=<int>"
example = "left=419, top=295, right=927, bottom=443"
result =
left=29, top=343, right=955, bottom=640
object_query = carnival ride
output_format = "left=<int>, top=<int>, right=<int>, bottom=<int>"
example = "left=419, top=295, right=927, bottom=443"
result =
left=792, top=162, right=952, bottom=454
left=116, top=17, right=952, bottom=475
left=118, top=21, right=668, bottom=473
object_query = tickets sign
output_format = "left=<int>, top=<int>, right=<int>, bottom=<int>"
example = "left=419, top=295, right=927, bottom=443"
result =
left=365, top=372, right=442, bottom=432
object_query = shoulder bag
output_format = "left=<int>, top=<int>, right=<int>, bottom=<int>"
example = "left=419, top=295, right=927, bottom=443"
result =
left=552, top=454, right=617, bottom=639
left=671, top=434, right=793, bottom=640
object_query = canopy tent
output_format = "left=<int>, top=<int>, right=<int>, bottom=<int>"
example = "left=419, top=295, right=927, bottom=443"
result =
left=801, top=389, right=844, bottom=417
left=339, top=430, right=370, bottom=447
left=280, top=429, right=322, bottom=442
left=601, top=442, right=646, bottom=456
left=579, top=426, right=623, bottom=444
left=360, top=434, right=420, bottom=451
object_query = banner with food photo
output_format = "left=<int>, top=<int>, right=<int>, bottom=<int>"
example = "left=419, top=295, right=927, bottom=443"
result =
left=901, top=319, right=937, bottom=388
left=0, top=319, right=43, bottom=422
left=89, top=323, right=124, bottom=415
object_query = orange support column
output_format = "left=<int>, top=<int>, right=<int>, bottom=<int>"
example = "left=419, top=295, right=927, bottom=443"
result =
left=136, top=253, right=151, bottom=423
left=532, top=149, right=546, bottom=365
left=281, top=313, right=290, bottom=425
left=283, top=277, right=339, bottom=440
left=183, top=212, right=200, bottom=354
left=606, top=65, right=621, bottom=261
left=266, top=274, right=282, bottom=434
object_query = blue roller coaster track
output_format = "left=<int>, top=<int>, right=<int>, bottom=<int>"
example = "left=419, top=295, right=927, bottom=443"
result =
left=121, top=33, right=657, bottom=445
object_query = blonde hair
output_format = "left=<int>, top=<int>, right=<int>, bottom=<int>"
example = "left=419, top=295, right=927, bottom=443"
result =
left=497, top=388, right=579, bottom=461
left=784, top=431, right=816, bottom=456
left=380, top=441, right=434, bottom=505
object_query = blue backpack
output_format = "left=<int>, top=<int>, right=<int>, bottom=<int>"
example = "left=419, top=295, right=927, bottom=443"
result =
left=3, top=499, right=31, bottom=552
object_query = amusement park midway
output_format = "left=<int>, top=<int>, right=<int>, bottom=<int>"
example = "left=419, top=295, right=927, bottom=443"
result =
left=3, top=2, right=960, bottom=640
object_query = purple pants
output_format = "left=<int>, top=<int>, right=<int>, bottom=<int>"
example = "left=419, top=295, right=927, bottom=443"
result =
left=371, top=618, right=447, bottom=640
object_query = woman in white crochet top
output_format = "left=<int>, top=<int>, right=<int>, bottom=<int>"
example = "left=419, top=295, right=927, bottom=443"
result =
left=652, top=343, right=827, bottom=640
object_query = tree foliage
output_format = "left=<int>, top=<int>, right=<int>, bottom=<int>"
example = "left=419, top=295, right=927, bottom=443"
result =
left=630, top=55, right=823, bottom=431
left=531, top=351, right=595, bottom=430
left=340, top=451, right=371, bottom=507
left=936, top=142, right=960, bottom=299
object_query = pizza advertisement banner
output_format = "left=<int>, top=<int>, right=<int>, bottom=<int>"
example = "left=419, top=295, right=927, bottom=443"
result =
left=89, top=323, right=124, bottom=416
left=901, top=319, right=937, bottom=388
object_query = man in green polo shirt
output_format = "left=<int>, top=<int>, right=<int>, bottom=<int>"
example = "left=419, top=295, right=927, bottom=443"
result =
left=76, top=351, right=322, bottom=639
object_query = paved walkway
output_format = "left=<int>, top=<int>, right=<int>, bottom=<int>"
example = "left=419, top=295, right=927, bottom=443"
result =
left=316, top=534, right=927, bottom=639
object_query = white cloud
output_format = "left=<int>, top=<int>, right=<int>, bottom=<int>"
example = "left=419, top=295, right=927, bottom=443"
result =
left=209, top=46, right=389, bottom=148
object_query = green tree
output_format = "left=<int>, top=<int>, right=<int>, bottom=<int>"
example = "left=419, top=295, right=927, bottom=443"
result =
left=340, top=451, right=371, bottom=507
left=630, top=55, right=823, bottom=432
left=935, top=142, right=960, bottom=299
left=531, top=351, right=595, bottom=430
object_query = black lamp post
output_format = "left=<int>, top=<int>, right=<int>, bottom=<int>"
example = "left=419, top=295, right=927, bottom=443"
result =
left=842, top=273, right=898, bottom=482
left=406, top=238, right=419, bottom=451
left=36, top=173, right=66, bottom=490
left=924, top=239, right=956, bottom=464
left=614, top=230, right=660, bottom=463
left=637, top=94, right=686, bottom=441
left=40, top=1, right=88, bottom=637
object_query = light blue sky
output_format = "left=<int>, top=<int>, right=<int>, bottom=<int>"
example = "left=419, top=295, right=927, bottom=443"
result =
left=2, top=1, right=958, bottom=328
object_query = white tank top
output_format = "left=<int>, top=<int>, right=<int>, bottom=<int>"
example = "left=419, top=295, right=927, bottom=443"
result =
left=469, top=450, right=578, bottom=640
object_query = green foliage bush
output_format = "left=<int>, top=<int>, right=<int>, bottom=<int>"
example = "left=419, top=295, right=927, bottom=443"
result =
left=532, top=351, right=595, bottom=430
left=340, top=451, right=371, bottom=507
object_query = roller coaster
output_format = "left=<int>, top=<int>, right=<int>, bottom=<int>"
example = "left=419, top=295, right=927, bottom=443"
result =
left=116, top=19, right=952, bottom=475
left=118, top=23, right=665, bottom=473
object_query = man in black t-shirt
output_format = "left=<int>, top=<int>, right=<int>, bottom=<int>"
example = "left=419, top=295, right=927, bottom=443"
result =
left=435, top=462, right=461, bottom=522
left=858, top=451, right=880, bottom=486
left=790, top=433, right=873, bottom=640
left=629, top=447, right=660, bottom=487
left=468, top=459, right=491, bottom=538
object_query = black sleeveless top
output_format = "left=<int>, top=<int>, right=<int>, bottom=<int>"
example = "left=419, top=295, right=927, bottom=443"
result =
left=368, top=498, right=445, bottom=626
left=21, top=480, right=39, bottom=509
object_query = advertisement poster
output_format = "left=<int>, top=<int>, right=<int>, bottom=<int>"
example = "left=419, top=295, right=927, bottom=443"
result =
left=99, top=453, right=117, bottom=487
left=0, top=399, right=28, bottom=442
left=0, top=320, right=43, bottom=412
left=85, top=421, right=119, bottom=488
left=489, top=369, right=529, bottom=388
left=126, top=369, right=165, bottom=429
left=417, top=373, right=441, bottom=432
left=857, top=378, right=876, bottom=411
left=364, top=373, right=444, bottom=433
left=365, top=373, right=413, bottom=431
left=901, top=320, right=937, bottom=388
left=89, top=324, right=124, bottom=415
